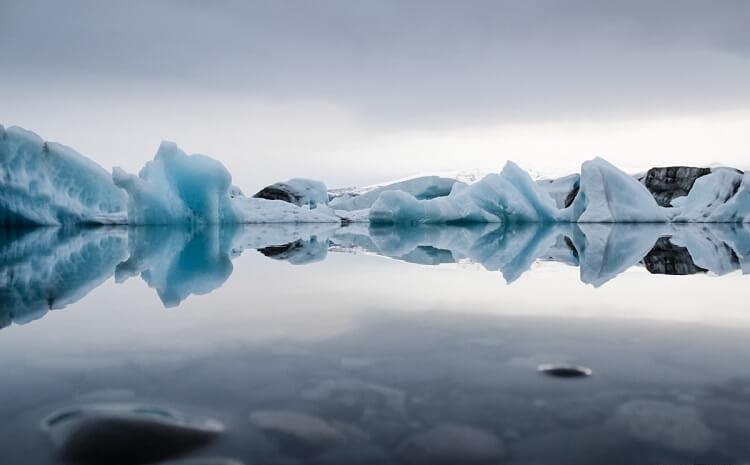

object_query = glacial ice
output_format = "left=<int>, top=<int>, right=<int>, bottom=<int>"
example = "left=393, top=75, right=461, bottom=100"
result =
left=2, top=125, right=750, bottom=226
left=536, top=173, right=580, bottom=208
left=370, top=162, right=562, bottom=224
left=330, top=176, right=461, bottom=211
left=0, top=126, right=127, bottom=225
left=670, top=168, right=746, bottom=222
left=113, top=142, right=238, bottom=225
left=565, top=157, right=670, bottom=223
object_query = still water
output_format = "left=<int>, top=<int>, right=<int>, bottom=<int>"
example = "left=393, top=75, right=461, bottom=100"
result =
left=1, top=223, right=750, bottom=465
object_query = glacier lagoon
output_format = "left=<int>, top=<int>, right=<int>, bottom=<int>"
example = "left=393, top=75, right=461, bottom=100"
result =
left=1, top=222, right=750, bottom=465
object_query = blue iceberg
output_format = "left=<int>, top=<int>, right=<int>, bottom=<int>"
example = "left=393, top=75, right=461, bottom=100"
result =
left=2, top=125, right=749, bottom=226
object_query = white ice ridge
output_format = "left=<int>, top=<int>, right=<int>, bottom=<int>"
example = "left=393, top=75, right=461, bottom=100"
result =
left=1, top=125, right=749, bottom=225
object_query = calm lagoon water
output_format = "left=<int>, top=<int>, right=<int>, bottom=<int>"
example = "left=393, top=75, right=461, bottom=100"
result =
left=1, top=223, right=750, bottom=465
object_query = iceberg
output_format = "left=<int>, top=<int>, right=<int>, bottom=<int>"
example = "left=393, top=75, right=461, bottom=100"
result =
left=536, top=173, right=580, bottom=209
left=330, top=176, right=461, bottom=211
left=113, top=142, right=342, bottom=225
left=0, top=126, right=127, bottom=225
left=369, top=162, right=560, bottom=224
left=565, top=157, right=670, bottom=223
left=113, top=142, right=238, bottom=225
left=2, top=125, right=749, bottom=227
left=642, top=166, right=712, bottom=207
left=670, top=168, right=745, bottom=222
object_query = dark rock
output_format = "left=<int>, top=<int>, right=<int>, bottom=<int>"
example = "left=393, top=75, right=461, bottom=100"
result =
left=564, top=183, right=580, bottom=208
left=41, top=403, right=224, bottom=465
left=253, top=179, right=328, bottom=207
left=538, top=364, right=593, bottom=378
left=643, top=237, right=707, bottom=275
left=157, top=459, right=245, bottom=465
left=254, top=185, right=300, bottom=204
left=643, top=167, right=711, bottom=207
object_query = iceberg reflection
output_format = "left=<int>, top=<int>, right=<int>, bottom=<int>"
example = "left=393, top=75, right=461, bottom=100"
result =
left=0, top=226, right=127, bottom=327
left=1, top=223, right=749, bottom=327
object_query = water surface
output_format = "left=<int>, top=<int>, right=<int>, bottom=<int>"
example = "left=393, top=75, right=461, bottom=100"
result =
left=1, top=223, right=750, bottom=464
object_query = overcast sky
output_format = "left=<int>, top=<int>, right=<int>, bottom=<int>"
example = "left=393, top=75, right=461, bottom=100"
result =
left=2, top=0, right=749, bottom=190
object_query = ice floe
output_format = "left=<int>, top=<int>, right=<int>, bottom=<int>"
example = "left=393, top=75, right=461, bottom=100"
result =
left=2, top=125, right=749, bottom=226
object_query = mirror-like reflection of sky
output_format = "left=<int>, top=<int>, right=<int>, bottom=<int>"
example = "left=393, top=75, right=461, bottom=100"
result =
left=1, top=224, right=750, bottom=464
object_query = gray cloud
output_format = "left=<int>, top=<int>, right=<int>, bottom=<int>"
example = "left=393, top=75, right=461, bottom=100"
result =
left=2, top=0, right=750, bottom=126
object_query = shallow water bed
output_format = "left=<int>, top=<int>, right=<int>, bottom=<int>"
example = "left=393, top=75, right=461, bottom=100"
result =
left=1, top=224, right=749, bottom=464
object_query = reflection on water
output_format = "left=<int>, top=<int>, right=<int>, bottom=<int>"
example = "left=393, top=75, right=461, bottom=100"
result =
left=2, top=223, right=750, bottom=464
left=2, top=223, right=750, bottom=326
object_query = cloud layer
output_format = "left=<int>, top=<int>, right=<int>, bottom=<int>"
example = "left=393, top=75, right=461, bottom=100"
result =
left=4, top=0, right=750, bottom=126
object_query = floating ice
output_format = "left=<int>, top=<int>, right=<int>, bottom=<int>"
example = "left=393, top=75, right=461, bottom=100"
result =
left=113, top=141, right=239, bottom=225
left=536, top=173, right=580, bottom=208
left=231, top=197, right=341, bottom=224
left=370, top=162, right=559, bottom=224
left=566, top=157, right=670, bottom=223
left=0, top=126, right=127, bottom=225
left=330, top=175, right=461, bottom=211
left=2, top=125, right=749, bottom=226
left=670, top=168, right=745, bottom=222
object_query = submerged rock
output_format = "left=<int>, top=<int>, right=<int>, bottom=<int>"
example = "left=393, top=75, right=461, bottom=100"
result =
left=249, top=410, right=344, bottom=454
left=642, top=237, right=707, bottom=275
left=537, top=364, right=593, bottom=378
left=41, top=403, right=224, bottom=465
left=396, top=424, right=505, bottom=465
left=643, top=166, right=712, bottom=207
left=156, top=459, right=244, bottom=465
left=612, top=400, right=714, bottom=453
